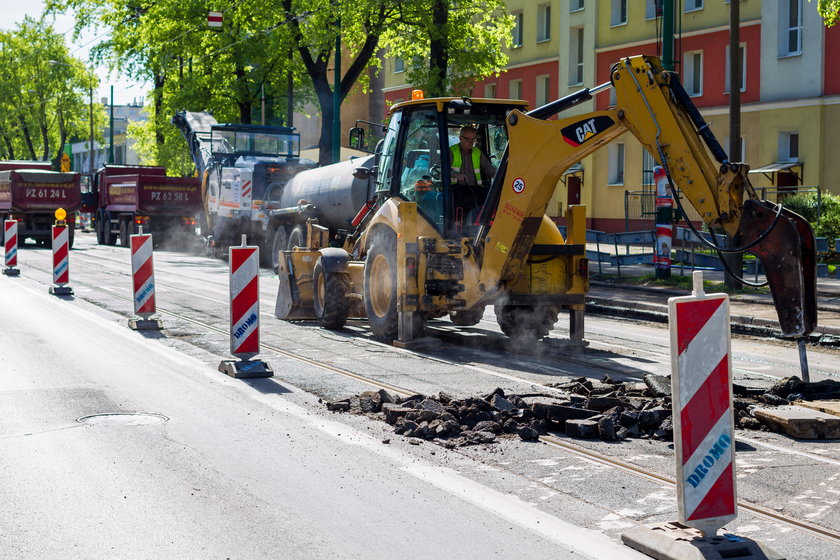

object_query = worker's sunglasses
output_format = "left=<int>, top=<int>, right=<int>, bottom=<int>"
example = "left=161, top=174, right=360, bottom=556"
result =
left=460, top=135, right=477, bottom=142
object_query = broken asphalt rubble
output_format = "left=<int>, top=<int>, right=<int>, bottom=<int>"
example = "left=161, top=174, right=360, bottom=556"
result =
left=325, top=374, right=840, bottom=448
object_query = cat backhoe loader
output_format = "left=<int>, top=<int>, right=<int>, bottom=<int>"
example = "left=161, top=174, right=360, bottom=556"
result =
left=275, top=55, right=816, bottom=352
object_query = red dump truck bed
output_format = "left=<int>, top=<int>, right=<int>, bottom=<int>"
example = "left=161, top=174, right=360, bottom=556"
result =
left=101, top=174, right=202, bottom=215
left=0, top=170, right=81, bottom=213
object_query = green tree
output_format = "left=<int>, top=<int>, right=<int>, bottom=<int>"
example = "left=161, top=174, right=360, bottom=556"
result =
left=0, top=18, right=99, bottom=167
left=381, top=0, right=513, bottom=97
left=812, top=0, right=840, bottom=27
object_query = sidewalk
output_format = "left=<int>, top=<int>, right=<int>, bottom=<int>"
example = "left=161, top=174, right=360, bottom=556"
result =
left=587, top=264, right=840, bottom=345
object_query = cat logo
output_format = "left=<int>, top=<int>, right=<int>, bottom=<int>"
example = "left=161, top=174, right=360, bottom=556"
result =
left=561, top=116, right=615, bottom=147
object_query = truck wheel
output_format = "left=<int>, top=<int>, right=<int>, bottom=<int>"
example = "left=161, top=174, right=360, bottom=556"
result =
left=364, top=229, right=399, bottom=341
left=270, top=227, right=288, bottom=273
left=494, top=304, right=559, bottom=340
left=119, top=218, right=130, bottom=248
left=95, top=211, right=105, bottom=244
left=103, top=214, right=116, bottom=246
left=313, top=258, right=351, bottom=329
left=288, top=225, right=306, bottom=250
left=68, top=225, right=75, bottom=249
left=449, top=307, right=485, bottom=326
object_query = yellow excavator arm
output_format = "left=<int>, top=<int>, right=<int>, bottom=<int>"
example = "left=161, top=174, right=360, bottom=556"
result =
left=479, top=55, right=816, bottom=338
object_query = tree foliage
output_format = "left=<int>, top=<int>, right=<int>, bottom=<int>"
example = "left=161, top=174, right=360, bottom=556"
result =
left=812, top=0, right=840, bottom=27
left=0, top=18, right=102, bottom=167
left=47, top=0, right=514, bottom=168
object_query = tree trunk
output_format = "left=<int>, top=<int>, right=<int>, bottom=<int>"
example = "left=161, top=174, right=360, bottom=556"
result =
left=20, top=118, right=37, bottom=160
left=40, top=104, right=50, bottom=161
left=154, top=72, right=166, bottom=147
left=3, top=135, right=15, bottom=160
left=428, top=0, right=449, bottom=97
left=235, top=61, right=252, bottom=124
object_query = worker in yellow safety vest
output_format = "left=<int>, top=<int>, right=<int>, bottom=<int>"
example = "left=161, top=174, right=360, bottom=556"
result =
left=450, top=125, right=497, bottom=187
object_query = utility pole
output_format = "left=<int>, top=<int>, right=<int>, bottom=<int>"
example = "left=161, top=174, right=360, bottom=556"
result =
left=109, top=85, right=114, bottom=164
left=725, top=0, right=744, bottom=290
left=655, top=0, right=675, bottom=280
left=332, top=19, right=341, bottom=164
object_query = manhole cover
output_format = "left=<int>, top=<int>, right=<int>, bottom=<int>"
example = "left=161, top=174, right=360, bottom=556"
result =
left=77, top=412, right=168, bottom=426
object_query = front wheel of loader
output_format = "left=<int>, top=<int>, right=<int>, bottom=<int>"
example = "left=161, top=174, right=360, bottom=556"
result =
left=313, top=258, right=351, bottom=330
left=364, top=229, right=398, bottom=342
left=494, top=304, right=559, bottom=340
left=270, top=227, right=288, bottom=274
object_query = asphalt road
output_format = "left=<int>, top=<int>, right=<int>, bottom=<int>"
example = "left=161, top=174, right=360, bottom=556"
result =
left=1, top=232, right=839, bottom=559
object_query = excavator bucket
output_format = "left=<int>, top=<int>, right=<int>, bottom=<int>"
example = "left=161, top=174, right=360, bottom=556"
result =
left=274, top=251, right=316, bottom=320
left=738, top=199, right=818, bottom=338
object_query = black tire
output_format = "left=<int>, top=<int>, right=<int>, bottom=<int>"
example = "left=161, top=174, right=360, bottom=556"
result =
left=271, top=227, right=288, bottom=273
left=313, top=258, right=351, bottom=329
left=95, top=211, right=105, bottom=244
left=494, top=304, right=559, bottom=340
left=119, top=218, right=129, bottom=248
left=364, top=229, right=399, bottom=341
left=449, top=307, right=485, bottom=326
left=68, top=225, right=75, bottom=249
left=103, top=214, right=116, bottom=246
left=288, top=225, right=306, bottom=250
left=0, top=217, right=5, bottom=245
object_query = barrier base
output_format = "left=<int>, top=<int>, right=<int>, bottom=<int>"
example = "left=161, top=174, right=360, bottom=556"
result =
left=49, top=285, right=74, bottom=296
left=2, top=267, right=20, bottom=276
left=621, top=522, right=784, bottom=560
left=129, top=317, right=163, bottom=331
left=218, top=359, right=274, bottom=379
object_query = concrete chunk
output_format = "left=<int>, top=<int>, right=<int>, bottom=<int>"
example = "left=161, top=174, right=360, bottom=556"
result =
left=798, top=400, right=840, bottom=418
left=753, top=405, right=840, bottom=439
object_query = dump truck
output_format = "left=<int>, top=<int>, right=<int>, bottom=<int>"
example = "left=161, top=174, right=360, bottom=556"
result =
left=274, top=55, right=816, bottom=354
left=92, top=164, right=201, bottom=248
left=171, top=111, right=317, bottom=264
left=0, top=162, right=81, bottom=247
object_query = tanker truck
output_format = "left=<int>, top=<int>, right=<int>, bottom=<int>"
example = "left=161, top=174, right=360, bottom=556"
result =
left=0, top=162, right=81, bottom=248
left=171, top=111, right=317, bottom=264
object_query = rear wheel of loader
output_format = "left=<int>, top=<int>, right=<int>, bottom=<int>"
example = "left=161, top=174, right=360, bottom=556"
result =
left=313, top=258, right=351, bottom=329
left=449, top=308, right=485, bottom=326
left=270, top=227, right=288, bottom=273
left=364, top=229, right=399, bottom=341
left=494, top=304, right=559, bottom=340
left=288, top=225, right=306, bottom=250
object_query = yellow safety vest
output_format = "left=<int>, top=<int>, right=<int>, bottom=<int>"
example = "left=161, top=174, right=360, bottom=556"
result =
left=450, top=145, right=482, bottom=184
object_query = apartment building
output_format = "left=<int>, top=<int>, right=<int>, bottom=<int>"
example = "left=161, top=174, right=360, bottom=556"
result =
left=380, top=0, right=840, bottom=232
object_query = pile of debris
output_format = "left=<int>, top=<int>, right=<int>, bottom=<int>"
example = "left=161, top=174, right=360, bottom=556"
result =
left=325, top=374, right=840, bottom=448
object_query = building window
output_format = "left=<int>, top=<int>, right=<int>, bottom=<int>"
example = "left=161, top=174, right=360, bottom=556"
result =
left=780, top=0, right=803, bottom=56
left=724, top=44, right=746, bottom=93
left=569, top=27, right=584, bottom=85
left=512, top=12, right=523, bottom=47
left=608, top=143, right=625, bottom=185
left=571, top=0, right=584, bottom=12
left=537, top=4, right=551, bottom=42
left=394, top=58, right=404, bottom=73
left=684, top=0, right=703, bottom=12
left=509, top=79, right=522, bottom=100
left=484, top=83, right=497, bottom=98
left=611, top=0, right=627, bottom=26
left=779, top=132, right=799, bottom=161
left=646, top=0, right=661, bottom=20
left=536, top=75, right=551, bottom=106
left=642, top=149, right=655, bottom=186
left=683, top=51, right=703, bottom=96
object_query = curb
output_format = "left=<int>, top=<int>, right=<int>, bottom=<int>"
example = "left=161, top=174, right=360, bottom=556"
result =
left=586, top=296, right=840, bottom=347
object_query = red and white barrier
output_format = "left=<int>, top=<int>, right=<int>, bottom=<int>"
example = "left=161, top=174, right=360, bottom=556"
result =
left=219, top=236, right=272, bottom=378
left=131, top=232, right=156, bottom=317
left=668, top=271, right=736, bottom=536
left=653, top=166, right=673, bottom=271
left=48, top=224, right=73, bottom=295
left=229, top=241, right=260, bottom=358
left=3, top=219, right=19, bottom=276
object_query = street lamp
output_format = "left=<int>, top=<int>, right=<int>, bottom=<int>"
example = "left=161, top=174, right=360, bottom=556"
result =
left=48, top=60, right=95, bottom=174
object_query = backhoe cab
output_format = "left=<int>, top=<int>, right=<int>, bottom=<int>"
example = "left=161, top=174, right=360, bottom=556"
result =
left=276, top=55, right=817, bottom=346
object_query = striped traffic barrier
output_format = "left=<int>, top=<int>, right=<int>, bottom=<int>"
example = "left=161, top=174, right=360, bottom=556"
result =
left=49, top=213, right=73, bottom=296
left=128, top=229, right=162, bottom=330
left=669, top=271, right=736, bottom=536
left=218, top=235, right=272, bottom=378
left=3, top=219, right=20, bottom=276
